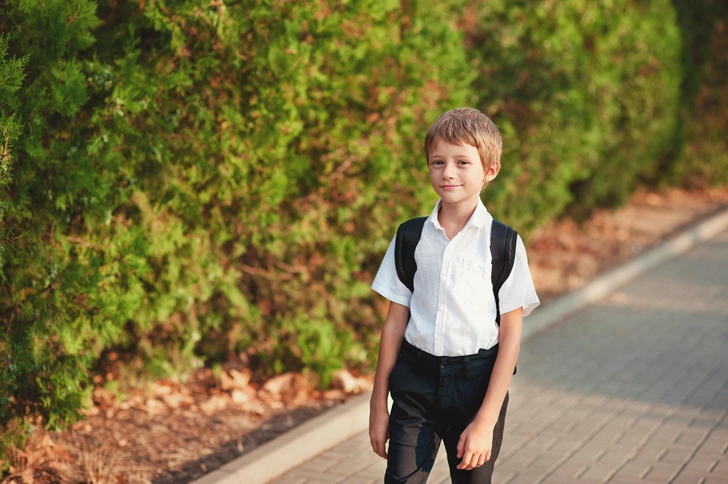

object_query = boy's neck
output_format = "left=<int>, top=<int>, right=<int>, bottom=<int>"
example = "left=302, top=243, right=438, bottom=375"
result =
left=437, top=199, right=479, bottom=239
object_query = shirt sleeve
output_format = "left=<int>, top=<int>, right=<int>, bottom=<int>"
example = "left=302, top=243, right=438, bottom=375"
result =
left=498, top=234, right=540, bottom=317
left=371, top=235, right=413, bottom=307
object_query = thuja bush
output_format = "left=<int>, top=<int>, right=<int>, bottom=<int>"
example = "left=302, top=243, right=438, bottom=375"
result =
left=1, top=0, right=109, bottom=432
left=0, top=0, right=471, bottom=441
left=461, top=0, right=681, bottom=226
left=665, top=0, right=728, bottom=188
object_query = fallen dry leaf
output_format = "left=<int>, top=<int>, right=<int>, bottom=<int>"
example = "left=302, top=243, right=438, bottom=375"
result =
left=230, top=387, right=256, bottom=405
left=199, top=394, right=230, bottom=415
left=322, top=389, right=347, bottom=401
left=92, top=387, right=116, bottom=409
left=18, top=468, right=33, bottom=484
left=258, top=373, right=313, bottom=407
left=331, top=369, right=372, bottom=394
left=152, top=383, right=173, bottom=397
left=260, top=372, right=297, bottom=396
left=81, top=405, right=100, bottom=418
left=144, top=399, right=167, bottom=416
left=220, top=369, right=252, bottom=391
left=160, top=392, right=194, bottom=409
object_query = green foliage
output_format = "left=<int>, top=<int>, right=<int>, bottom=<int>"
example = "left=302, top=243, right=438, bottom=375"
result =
left=0, top=34, right=26, bottom=285
left=0, top=34, right=28, bottom=189
left=665, top=1, right=728, bottom=188
left=0, top=0, right=151, bottom=447
left=463, top=0, right=681, bottom=226
left=568, top=1, right=682, bottom=212
left=0, top=0, right=470, bottom=445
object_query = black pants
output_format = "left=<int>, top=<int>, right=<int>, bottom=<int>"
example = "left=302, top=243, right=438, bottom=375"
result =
left=386, top=341, right=508, bottom=484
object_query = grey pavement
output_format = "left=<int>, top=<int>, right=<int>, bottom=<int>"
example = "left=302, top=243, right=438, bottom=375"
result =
left=269, top=230, right=728, bottom=484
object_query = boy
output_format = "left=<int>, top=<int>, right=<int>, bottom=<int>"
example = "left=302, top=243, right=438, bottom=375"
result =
left=369, top=108, right=539, bottom=483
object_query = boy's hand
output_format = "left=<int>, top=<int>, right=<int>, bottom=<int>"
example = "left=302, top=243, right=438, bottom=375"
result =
left=369, top=406, right=390, bottom=459
left=456, top=420, right=493, bottom=470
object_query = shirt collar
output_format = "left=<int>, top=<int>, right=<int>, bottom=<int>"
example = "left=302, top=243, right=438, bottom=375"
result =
left=427, top=198, right=492, bottom=232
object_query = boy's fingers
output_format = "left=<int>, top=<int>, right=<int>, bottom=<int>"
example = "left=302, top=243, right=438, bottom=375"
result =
left=457, top=451, right=474, bottom=470
left=456, top=436, right=466, bottom=458
left=468, top=452, right=484, bottom=470
left=484, top=448, right=491, bottom=462
left=378, top=443, right=388, bottom=459
left=371, top=441, right=387, bottom=459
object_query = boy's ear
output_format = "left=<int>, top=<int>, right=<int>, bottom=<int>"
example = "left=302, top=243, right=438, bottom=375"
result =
left=484, top=160, right=501, bottom=184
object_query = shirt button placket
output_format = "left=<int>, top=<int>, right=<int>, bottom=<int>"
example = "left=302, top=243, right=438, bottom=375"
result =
left=436, top=245, right=452, bottom=356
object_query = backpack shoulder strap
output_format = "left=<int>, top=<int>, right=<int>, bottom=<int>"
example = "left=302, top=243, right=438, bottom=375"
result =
left=395, top=217, right=428, bottom=293
left=491, top=219, right=518, bottom=326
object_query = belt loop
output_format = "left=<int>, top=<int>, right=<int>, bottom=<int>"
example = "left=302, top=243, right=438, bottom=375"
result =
left=464, top=355, right=472, bottom=378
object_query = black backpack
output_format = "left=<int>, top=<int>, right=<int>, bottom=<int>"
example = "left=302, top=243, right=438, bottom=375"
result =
left=394, top=217, right=518, bottom=326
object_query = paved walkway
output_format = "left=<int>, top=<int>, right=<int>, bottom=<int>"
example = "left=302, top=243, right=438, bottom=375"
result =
left=270, top=231, right=728, bottom=484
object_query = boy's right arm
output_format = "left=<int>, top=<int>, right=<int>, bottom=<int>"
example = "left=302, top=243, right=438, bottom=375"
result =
left=369, top=301, right=410, bottom=459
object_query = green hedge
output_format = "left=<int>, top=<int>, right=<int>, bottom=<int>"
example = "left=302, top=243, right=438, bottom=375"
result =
left=1, top=0, right=726, bottom=452
left=0, top=0, right=471, bottom=436
left=665, top=0, right=728, bottom=188
left=461, top=0, right=681, bottom=226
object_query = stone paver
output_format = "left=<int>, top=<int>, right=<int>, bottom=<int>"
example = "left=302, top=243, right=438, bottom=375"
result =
left=270, top=231, right=728, bottom=484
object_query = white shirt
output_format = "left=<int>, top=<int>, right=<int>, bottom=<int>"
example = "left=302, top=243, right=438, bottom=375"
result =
left=371, top=199, right=540, bottom=356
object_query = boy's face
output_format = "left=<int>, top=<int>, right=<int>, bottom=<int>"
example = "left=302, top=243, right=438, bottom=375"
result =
left=427, top=139, right=499, bottom=207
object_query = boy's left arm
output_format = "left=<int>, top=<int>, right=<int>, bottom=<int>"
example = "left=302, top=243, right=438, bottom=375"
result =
left=456, top=307, right=522, bottom=470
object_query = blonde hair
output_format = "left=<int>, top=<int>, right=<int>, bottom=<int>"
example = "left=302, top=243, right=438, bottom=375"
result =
left=424, top=108, right=502, bottom=171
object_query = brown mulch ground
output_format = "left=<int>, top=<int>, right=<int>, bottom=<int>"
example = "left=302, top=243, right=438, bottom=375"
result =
left=3, top=186, right=728, bottom=484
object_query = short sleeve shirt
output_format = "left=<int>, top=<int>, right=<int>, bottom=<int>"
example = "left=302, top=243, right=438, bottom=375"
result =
left=371, top=199, right=540, bottom=356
